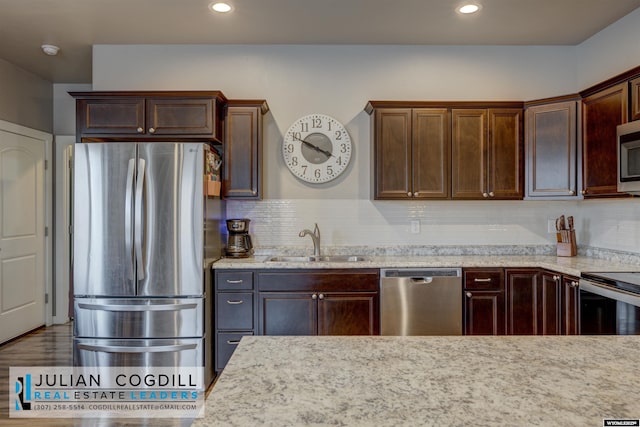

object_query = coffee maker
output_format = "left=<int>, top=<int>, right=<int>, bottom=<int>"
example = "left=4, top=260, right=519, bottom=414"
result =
left=225, top=219, right=253, bottom=257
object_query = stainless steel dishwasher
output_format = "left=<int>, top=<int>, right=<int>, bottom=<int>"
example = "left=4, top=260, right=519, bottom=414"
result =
left=381, top=268, right=462, bottom=335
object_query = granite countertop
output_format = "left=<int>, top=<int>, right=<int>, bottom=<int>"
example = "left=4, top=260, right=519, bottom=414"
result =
left=196, top=335, right=640, bottom=426
left=212, top=254, right=639, bottom=277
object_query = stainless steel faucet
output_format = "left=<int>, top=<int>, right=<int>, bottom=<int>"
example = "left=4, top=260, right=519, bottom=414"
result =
left=299, top=223, right=321, bottom=256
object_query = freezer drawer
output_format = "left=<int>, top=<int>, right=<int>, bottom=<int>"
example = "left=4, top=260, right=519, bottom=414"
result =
left=74, top=298, right=203, bottom=338
left=74, top=338, right=204, bottom=370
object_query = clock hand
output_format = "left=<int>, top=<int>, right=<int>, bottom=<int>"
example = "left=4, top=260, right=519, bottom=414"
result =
left=292, top=134, right=334, bottom=158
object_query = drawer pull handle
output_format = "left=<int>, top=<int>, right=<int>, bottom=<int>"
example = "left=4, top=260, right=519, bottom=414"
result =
left=226, top=300, right=244, bottom=305
left=474, top=278, right=492, bottom=283
left=226, top=340, right=241, bottom=345
left=226, top=279, right=244, bottom=284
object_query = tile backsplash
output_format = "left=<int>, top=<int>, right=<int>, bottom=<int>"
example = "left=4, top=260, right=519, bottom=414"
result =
left=227, top=198, right=640, bottom=255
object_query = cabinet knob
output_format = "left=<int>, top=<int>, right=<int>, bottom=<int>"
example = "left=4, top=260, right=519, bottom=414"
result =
left=571, top=281, right=579, bottom=288
left=407, top=192, right=412, bottom=197
left=148, top=127, right=156, bottom=134
left=318, top=294, right=325, bottom=300
left=570, top=190, right=575, bottom=195
left=482, top=193, right=488, bottom=198
left=137, top=127, right=144, bottom=133
left=466, top=292, right=473, bottom=298
left=414, top=192, right=419, bottom=197
left=581, top=190, right=587, bottom=195
left=311, top=293, right=317, bottom=300
left=553, top=275, right=559, bottom=281
left=489, top=192, right=495, bottom=197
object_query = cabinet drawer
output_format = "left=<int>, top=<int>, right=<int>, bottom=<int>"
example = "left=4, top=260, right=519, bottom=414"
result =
left=216, top=332, right=253, bottom=371
left=217, top=271, right=254, bottom=290
left=464, top=269, right=504, bottom=290
left=216, top=292, right=254, bottom=330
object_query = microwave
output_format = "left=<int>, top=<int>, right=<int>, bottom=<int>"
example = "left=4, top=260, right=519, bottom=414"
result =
left=617, top=120, right=640, bottom=195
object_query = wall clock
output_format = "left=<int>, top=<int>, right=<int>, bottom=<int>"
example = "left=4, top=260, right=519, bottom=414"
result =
left=282, top=113, right=352, bottom=183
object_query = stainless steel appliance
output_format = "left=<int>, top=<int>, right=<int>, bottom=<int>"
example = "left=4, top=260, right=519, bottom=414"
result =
left=380, top=268, right=462, bottom=335
left=225, top=218, right=253, bottom=257
left=580, top=272, right=640, bottom=335
left=617, top=120, right=640, bottom=194
left=72, top=142, right=224, bottom=387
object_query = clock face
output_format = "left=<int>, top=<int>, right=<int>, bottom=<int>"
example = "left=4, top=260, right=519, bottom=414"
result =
left=282, top=114, right=352, bottom=184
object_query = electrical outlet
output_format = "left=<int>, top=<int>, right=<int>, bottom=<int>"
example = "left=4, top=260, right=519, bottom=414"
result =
left=547, top=218, right=556, bottom=234
left=410, top=219, right=420, bottom=234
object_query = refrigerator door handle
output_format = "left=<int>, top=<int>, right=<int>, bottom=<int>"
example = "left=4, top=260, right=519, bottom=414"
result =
left=135, top=158, right=146, bottom=281
left=76, top=343, right=197, bottom=353
left=124, top=158, right=136, bottom=280
left=77, top=302, right=198, bottom=312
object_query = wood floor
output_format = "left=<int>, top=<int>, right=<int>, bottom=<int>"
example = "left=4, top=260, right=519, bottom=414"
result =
left=0, top=324, right=193, bottom=426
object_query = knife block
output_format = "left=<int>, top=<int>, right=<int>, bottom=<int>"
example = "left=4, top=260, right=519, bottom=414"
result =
left=557, top=230, right=577, bottom=257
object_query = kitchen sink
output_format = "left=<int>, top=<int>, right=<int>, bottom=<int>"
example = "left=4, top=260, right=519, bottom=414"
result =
left=267, top=255, right=368, bottom=263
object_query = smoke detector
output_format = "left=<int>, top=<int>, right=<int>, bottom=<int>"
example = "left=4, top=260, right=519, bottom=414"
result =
left=41, top=44, right=60, bottom=56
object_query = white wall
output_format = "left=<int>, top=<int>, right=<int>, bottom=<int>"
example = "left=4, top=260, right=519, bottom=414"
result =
left=576, top=7, right=640, bottom=89
left=77, top=14, right=640, bottom=253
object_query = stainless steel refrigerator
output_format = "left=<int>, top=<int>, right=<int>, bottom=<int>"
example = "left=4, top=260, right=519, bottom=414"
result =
left=72, top=142, right=224, bottom=387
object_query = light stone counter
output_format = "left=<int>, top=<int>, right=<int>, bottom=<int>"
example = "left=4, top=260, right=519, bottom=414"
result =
left=196, top=336, right=640, bottom=426
left=212, top=254, right=639, bottom=277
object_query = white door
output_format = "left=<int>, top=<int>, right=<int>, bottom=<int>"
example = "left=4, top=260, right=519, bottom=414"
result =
left=0, top=129, right=45, bottom=343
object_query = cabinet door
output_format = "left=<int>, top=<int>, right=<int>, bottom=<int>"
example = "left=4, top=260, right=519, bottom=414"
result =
left=582, top=82, right=628, bottom=197
left=146, top=98, right=215, bottom=136
left=223, top=104, right=263, bottom=199
left=464, top=290, right=505, bottom=335
left=525, top=101, right=578, bottom=198
left=76, top=97, right=145, bottom=136
left=562, top=276, right=580, bottom=335
left=631, top=77, right=640, bottom=122
left=451, top=109, right=487, bottom=199
left=374, top=109, right=412, bottom=199
left=506, top=269, right=561, bottom=335
left=412, top=109, right=450, bottom=199
left=488, top=109, right=523, bottom=199
left=259, top=292, right=316, bottom=335
left=317, top=293, right=379, bottom=335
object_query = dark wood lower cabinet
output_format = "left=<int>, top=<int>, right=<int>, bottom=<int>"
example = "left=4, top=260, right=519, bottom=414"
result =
left=463, top=268, right=505, bottom=335
left=464, top=291, right=505, bottom=335
left=506, top=269, right=561, bottom=335
left=257, top=269, right=380, bottom=336
left=562, top=276, right=580, bottom=335
left=259, top=293, right=317, bottom=335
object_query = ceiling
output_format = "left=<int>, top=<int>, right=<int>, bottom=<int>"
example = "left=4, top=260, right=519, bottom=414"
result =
left=1, top=0, right=639, bottom=83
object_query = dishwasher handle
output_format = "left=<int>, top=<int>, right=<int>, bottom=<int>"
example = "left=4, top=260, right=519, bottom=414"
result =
left=410, top=277, right=434, bottom=284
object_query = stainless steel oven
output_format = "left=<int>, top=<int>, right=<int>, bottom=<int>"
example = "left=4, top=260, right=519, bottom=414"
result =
left=579, top=272, right=640, bottom=335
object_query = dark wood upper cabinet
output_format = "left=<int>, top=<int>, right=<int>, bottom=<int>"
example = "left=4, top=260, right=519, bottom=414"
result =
left=372, top=108, right=412, bottom=199
left=452, top=108, right=523, bottom=199
left=525, top=100, right=578, bottom=198
left=581, top=82, right=628, bottom=197
left=222, top=100, right=269, bottom=200
left=412, top=109, right=451, bottom=199
left=632, top=76, right=640, bottom=122
left=71, top=91, right=227, bottom=143
left=370, top=106, right=450, bottom=199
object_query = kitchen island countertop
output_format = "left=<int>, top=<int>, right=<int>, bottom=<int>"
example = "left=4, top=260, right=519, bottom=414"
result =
left=212, top=254, right=638, bottom=277
left=196, top=335, right=640, bottom=426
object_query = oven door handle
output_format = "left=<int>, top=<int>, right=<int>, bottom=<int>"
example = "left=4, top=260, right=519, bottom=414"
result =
left=580, top=279, right=640, bottom=308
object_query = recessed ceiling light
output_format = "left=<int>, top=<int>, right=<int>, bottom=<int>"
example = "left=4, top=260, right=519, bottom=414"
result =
left=41, top=44, right=60, bottom=56
left=210, top=2, right=232, bottom=13
left=457, top=3, right=481, bottom=14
